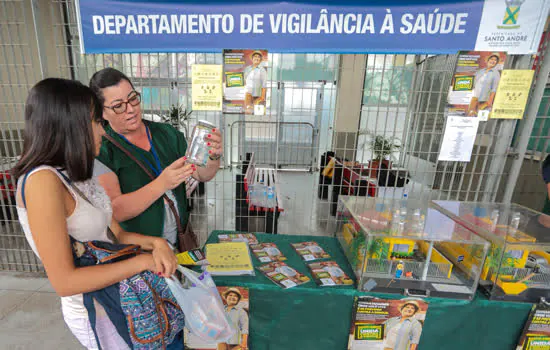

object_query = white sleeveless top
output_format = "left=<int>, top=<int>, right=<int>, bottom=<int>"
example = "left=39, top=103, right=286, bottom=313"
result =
left=16, top=165, right=113, bottom=318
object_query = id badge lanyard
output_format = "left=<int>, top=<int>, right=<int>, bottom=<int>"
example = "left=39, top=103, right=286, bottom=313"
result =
left=118, top=126, right=163, bottom=177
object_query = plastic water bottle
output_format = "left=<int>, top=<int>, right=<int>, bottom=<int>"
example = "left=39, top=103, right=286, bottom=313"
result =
left=249, top=184, right=262, bottom=207
left=400, top=192, right=408, bottom=224
left=510, top=212, right=521, bottom=233
left=248, top=185, right=256, bottom=206
left=490, top=209, right=500, bottom=231
left=266, top=186, right=277, bottom=208
left=260, top=185, right=268, bottom=208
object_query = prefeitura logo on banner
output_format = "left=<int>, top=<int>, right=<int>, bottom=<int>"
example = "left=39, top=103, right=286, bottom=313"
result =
left=474, top=0, right=549, bottom=54
left=498, top=0, right=524, bottom=29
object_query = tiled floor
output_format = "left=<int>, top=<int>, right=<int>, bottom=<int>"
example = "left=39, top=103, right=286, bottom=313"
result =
left=0, top=272, right=83, bottom=349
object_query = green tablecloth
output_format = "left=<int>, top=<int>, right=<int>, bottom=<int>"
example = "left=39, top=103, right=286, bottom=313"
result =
left=205, top=231, right=532, bottom=350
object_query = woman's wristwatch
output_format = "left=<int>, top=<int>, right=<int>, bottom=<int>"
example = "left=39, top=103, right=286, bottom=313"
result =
left=209, top=154, right=222, bottom=161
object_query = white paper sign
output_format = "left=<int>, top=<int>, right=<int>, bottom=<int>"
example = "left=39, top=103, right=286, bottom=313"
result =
left=438, top=116, right=480, bottom=162
left=474, top=0, right=550, bottom=54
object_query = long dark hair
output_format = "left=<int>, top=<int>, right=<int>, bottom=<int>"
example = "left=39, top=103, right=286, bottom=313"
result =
left=89, top=67, right=134, bottom=105
left=12, top=78, right=103, bottom=181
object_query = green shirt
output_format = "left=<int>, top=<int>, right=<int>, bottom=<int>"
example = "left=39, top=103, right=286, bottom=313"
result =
left=97, top=120, right=188, bottom=237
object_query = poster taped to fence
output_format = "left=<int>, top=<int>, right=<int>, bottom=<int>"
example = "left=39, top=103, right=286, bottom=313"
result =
left=447, top=51, right=506, bottom=120
left=191, top=64, right=222, bottom=111
left=347, top=296, right=429, bottom=350
left=438, top=116, right=480, bottom=162
left=491, top=70, right=534, bottom=120
left=516, top=301, right=550, bottom=350
left=223, top=49, right=268, bottom=115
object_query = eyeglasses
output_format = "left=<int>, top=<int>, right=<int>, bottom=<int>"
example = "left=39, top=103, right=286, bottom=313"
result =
left=105, top=92, right=141, bottom=114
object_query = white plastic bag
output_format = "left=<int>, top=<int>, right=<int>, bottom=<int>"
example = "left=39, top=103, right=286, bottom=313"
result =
left=165, top=266, right=235, bottom=343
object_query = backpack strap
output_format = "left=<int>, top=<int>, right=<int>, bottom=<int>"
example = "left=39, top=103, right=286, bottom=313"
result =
left=21, top=172, right=30, bottom=209
left=21, top=167, right=69, bottom=209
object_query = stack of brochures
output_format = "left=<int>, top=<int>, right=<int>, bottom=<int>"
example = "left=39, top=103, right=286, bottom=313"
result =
left=257, top=261, right=310, bottom=289
left=205, top=242, right=255, bottom=276
left=218, top=233, right=258, bottom=244
left=250, top=243, right=286, bottom=263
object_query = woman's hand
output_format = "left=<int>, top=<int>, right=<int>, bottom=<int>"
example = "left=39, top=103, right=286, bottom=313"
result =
left=206, top=128, right=223, bottom=159
left=158, top=157, right=196, bottom=191
left=151, top=238, right=178, bottom=277
left=136, top=253, right=158, bottom=273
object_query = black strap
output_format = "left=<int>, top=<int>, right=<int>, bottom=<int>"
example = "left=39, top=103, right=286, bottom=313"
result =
left=103, top=133, right=184, bottom=235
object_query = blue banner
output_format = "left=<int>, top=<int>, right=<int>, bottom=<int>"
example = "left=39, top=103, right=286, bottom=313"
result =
left=76, top=0, right=493, bottom=54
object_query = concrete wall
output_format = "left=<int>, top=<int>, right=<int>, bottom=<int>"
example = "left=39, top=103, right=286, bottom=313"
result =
left=332, top=54, right=365, bottom=160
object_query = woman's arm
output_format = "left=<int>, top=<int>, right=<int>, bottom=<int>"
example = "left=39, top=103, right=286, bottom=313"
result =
left=110, top=220, right=177, bottom=277
left=98, top=157, right=194, bottom=222
left=25, top=171, right=157, bottom=297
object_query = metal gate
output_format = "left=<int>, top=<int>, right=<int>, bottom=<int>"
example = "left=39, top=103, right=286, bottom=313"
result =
left=0, top=0, right=549, bottom=272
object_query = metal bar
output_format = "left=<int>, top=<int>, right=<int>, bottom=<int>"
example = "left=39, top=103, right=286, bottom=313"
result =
left=503, top=41, right=550, bottom=203
left=30, top=0, right=47, bottom=78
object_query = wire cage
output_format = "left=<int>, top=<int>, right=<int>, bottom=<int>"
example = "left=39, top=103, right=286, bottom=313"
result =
left=0, top=0, right=548, bottom=272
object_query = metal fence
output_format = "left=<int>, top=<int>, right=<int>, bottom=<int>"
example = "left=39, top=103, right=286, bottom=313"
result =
left=499, top=267, right=550, bottom=287
left=229, top=121, right=317, bottom=170
left=0, top=0, right=549, bottom=273
left=364, top=258, right=452, bottom=281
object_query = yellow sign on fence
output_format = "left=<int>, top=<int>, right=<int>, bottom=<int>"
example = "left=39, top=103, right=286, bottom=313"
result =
left=491, top=70, right=535, bottom=120
left=191, top=64, right=222, bottom=111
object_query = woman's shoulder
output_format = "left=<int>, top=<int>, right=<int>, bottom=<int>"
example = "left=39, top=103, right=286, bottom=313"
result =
left=146, top=120, right=184, bottom=143
left=147, top=120, right=178, bottom=134
left=17, top=166, right=67, bottom=202
left=19, top=165, right=66, bottom=185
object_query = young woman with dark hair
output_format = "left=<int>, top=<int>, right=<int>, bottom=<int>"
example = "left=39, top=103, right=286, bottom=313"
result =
left=13, top=78, right=181, bottom=349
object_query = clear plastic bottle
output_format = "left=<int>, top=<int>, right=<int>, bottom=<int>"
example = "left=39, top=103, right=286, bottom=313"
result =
left=266, top=186, right=277, bottom=208
left=510, top=212, right=521, bottom=232
left=260, top=186, right=268, bottom=207
left=400, top=193, right=408, bottom=224
left=490, top=209, right=500, bottom=231
left=249, top=184, right=264, bottom=207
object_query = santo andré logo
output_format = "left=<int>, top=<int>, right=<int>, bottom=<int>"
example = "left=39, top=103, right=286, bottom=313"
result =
left=498, top=0, right=525, bottom=29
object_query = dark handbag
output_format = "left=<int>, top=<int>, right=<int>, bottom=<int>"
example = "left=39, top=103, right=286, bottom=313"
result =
left=103, top=134, right=199, bottom=252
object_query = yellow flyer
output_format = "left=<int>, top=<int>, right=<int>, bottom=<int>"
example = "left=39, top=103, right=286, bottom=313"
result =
left=491, top=70, right=534, bottom=119
left=191, top=64, right=222, bottom=111
left=205, top=242, right=254, bottom=276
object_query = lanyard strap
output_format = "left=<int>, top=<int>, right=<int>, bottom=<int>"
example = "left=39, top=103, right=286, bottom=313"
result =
left=118, top=126, right=162, bottom=177
left=103, top=133, right=184, bottom=236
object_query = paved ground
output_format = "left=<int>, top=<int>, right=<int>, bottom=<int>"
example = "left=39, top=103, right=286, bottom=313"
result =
left=0, top=272, right=83, bottom=349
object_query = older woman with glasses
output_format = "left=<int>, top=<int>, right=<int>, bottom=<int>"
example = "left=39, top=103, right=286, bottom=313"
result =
left=90, top=68, right=222, bottom=251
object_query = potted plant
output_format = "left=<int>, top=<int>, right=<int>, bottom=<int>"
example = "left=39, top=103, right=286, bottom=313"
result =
left=162, top=104, right=192, bottom=135
left=368, top=134, right=401, bottom=178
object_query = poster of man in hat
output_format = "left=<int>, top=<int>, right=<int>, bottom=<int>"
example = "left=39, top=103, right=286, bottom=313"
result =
left=447, top=51, right=506, bottom=120
left=348, top=297, right=429, bottom=350
left=184, top=286, right=249, bottom=349
left=223, top=49, right=268, bottom=115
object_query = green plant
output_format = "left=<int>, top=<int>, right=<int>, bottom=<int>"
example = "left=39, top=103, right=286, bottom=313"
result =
left=371, top=135, right=401, bottom=161
left=368, top=238, right=390, bottom=260
left=162, top=104, right=192, bottom=131
left=486, top=245, right=502, bottom=279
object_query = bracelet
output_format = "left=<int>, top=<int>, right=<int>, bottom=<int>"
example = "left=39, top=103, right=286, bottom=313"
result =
left=209, top=154, right=222, bottom=161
